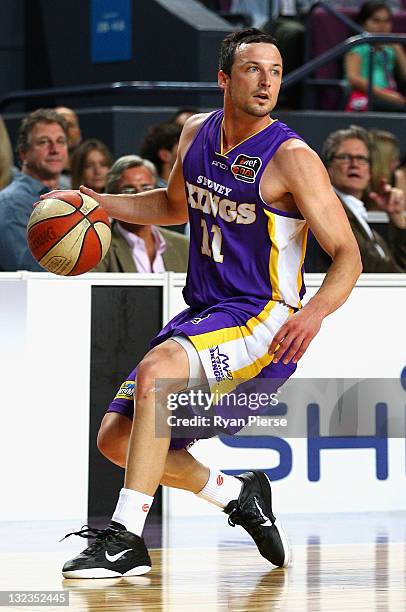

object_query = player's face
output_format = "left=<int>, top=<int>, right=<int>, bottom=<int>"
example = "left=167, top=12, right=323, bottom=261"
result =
left=82, top=149, right=111, bottom=193
left=219, top=42, right=283, bottom=117
left=21, top=122, right=68, bottom=180
left=327, top=138, right=371, bottom=199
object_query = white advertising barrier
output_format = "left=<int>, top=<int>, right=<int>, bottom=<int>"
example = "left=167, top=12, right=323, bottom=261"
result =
left=0, top=272, right=166, bottom=522
left=165, top=274, right=406, bottom=515
left=0, top=273, right=405, bottom=521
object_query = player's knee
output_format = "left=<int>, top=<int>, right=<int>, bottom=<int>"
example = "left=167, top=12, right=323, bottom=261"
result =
left=137, top=348, right=183, bottom=399
left=136, top=356, right=161, bottom=399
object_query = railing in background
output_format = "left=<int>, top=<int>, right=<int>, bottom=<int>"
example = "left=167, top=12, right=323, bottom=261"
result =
left=303, top=0, right=363, bottom=109
left=1, top=34, right=405, bottom=113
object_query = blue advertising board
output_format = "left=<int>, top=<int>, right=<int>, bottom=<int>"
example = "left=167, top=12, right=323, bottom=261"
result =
left=91, top=0, right=132, bottom=63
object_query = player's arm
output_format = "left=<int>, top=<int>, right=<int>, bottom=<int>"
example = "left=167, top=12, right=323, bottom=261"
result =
left=41, top=114, right=207, bottom=226
left=268, top=142, right=362, bottom=364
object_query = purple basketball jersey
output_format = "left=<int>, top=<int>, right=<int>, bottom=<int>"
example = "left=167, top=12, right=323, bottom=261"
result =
left=182, top=110, right=309, bottom=310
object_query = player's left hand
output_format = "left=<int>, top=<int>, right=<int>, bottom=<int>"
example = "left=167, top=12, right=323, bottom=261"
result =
left=268, top=307, right=324, bottom=364
left=368, top=179, right=405, bottom=227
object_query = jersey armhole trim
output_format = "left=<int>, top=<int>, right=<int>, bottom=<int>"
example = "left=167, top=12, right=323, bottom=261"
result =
left=258, top=181, right=305, bottom=220
left=182, top=111, right=218, bottom=169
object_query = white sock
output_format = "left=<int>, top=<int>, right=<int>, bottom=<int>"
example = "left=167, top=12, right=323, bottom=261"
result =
left=111, top=488, right=154, bottom=536
left=197, top=469, right=242, bottom=509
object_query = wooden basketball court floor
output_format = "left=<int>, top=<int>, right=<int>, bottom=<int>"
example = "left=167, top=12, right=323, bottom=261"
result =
left=0, top=512, right=405, bottom=611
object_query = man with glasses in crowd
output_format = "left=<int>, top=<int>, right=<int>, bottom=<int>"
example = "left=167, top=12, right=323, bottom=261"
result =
left=93, top=155, right=189, bottom=273
left=317, top=125, right=406, bottom=272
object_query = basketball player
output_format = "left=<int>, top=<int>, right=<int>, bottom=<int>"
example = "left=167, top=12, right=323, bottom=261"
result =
left=53, top=29, right=361, bottom=578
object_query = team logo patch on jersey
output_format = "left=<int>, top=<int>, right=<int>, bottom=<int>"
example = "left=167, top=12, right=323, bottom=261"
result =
left=231, top=154, right=262, bottom=183
left=115, top=380, right=135, bottom=401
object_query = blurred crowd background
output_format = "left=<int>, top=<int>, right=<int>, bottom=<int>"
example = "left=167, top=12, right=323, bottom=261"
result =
left=0, top=0, right=405, bottom=274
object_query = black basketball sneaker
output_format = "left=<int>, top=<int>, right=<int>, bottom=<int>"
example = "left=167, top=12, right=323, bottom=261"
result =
left=61, top=522, right=152, bottom=579
left=224, top=471, right=291, bottom=567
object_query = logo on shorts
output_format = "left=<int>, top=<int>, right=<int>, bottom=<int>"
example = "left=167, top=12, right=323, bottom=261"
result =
left=115, top=381, right=135, bottom=400
left=209, top=345, right=233, bottom=382
left=216, top=475, right=224, bottom=486
left=231, top=154, right=262, bottom=183
left=190, top=314, right=211, bottom=325
left=142, top=504, right=150, bottom=512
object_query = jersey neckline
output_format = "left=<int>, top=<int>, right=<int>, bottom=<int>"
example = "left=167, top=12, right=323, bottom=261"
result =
left=215, top=115, right=278, bottom=158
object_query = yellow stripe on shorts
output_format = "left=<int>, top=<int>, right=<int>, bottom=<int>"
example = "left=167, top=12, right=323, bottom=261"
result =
left=190, top=299, right=278, bottom=351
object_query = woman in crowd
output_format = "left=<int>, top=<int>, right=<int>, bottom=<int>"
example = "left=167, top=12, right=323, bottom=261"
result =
left=370, top=129, right=401, bottom=189
left=71, top=139, right=113, bottom=192
left=345, top=1, right=406, bottom=111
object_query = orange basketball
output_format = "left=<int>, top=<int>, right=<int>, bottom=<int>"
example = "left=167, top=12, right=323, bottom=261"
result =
left=27, top=191, right=111, bottom=276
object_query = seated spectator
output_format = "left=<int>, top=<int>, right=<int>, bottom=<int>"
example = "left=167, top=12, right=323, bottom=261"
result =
left=330, top=1, right=402, bottom=8
left=265, top=2, right=310, bottom=109
left=316, top=125, right=406, bottom=272
left=369, top=129, right=405, bottom=201
left=0, top=109, right=68, bottom=271
left=55, top=106, right=82, bottom=187
left=228, top=0, right=270, bottom=28
left=0, top=116, right=14, bottom=190
left=140, top=123, right=182, bottom=188
left=170, top=107, right=198, bottom=126
left=345, top=1, right=406, bottom=111
left=55, top=106, right=82, bottom=160
left=140, top=122, right=186, bottom=234
left=396, top=152, right=406, bottom=195
left=93, top=155, right=189, bottom=273
left=71, top=139, right=113, bottom=192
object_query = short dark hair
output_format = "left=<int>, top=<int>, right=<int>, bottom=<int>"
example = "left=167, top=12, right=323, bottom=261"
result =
left=169, top=107, right=198, bottom=124
left=139, top=122, right=182, bottom=175
left=356, top=1, right=392, bottom=25
left=17, top=108, right=67, bottom=153
left=219, top=28, right=278, bottom=76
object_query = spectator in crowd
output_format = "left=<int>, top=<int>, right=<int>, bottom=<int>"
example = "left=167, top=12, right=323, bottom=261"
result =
left=396, top=152, right=406, bottom=195
left=330, top=0, right=402, bottom=8
left=0, top=116, right=14, bottom=190
left=55, top=106, right=82, bottom=187
left=315, top=125, right=406, bottom=272
left=265, top=2, right=311, bottom=108
left=170, top=107, right=198, bottom=127
left=93, top=155, right=189, bottom=273
left=0, top=108, right=68, bottom=271
left=140, top=123, right=182, bottom=188
left=228, top=0, right=271, bottom=28
left=55, top=106, right=82, bottom=159
left=140, top=123, right=187, bottom=234
left=369, top=129, right=405, bottom=200
left=345, top=1, right=406, bottom=111
left=71, top=139, right=113, bottom=192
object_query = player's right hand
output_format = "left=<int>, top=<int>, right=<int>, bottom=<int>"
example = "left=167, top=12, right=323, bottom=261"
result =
left=39, top=189, right=80, bottom=200
left=79, top=185, right=105, bottom=205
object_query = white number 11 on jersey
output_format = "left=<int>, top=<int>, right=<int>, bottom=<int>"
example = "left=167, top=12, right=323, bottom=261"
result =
left=200, top=219, right=224, bottom=263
